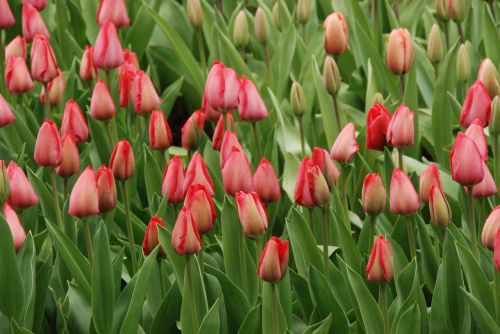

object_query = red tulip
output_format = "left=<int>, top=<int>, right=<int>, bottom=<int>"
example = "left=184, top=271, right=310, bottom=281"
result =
left=323, top=12, right=348, bottom=55
left=222, top=148, right=253, bottom=196
left=220, top=130, right=243, bottom=169
left=90, top=79, right=116, bottom=121
left=184, top=184, right=216, bottom=235
left=389, top=168, right=419, bottom=215
left=472, top=161, right=497, bottom=198
left=61, top=99, right=89, bottom=143
left=482, top=206, right=500, bottom=250
left=5, top=36, right=26, bottom=62
left=97, top=0, right=130, bottom=28
left=253, top=158, right=281, bottom=203
left=212, top=113, right=236, bottom=151
left=181, top=110, right=206, bottom=150
left=366, top=236, right=394, bottom=282
left=96, top=165, right=117, bottom=213
left=131, top=71, right=162, bottom=114
left=149, top=110, right=172, bottom=150
left=171, top=207, right=202, bottom=255
left=204, top=61, right=241, bottom=112
left=236, top=191, right=268, bottom=239
left=366, top=102, right=392, bottom=151
left=30, top=35, right=59, bottom=83
left=257, top=237, right=289, bottom=282
left=40, top=70, right=65, bottom=107
left=386, top=28, right=413, bottom=74
left=294, top=157, right=331, bottom=208
left=110, top=140, right=135, bottom=181
left=56, top=135, right=80, bottom=178
left=118, top=62, right=136, bottom=108
left=312, top=147, right=340, bottom=186
left=0, top=94, right=15, bottom=128
left=6, top=161, right=39, bottom=209
left=80, top=45, right=98, bottom=81
left=387, top=104, right=414, bottom=148
left=0, top=0, right=15, bottom=29
left=4, top=56, right=34, bottom=94
left=162, top=156, right=185, bottom=204
left=450, top=132, right=484, bottom=186
left=24, top=0, right=47, bottom=11
left=464, top=119, right=488, bottom=161
left=362, top=173, right=386, bottom=216
left=3, top=203, right=26, bottom=252
left=122, top=49, right=139, bottom=70
left=429, top=185, right=452, bottom=227
left=330, top=122, right=359, bottom=164
left=93, top=19, right=124, bottom=70
left=143, top=216, right=165, bottom=256
left=460, top=80, right=492, bottom=128
left=69, top=166, right=99, bottom=218
left=419, top=164, right=441, bottom=204
left=35, top=120, right=63, bottom=168
left=184, top=152, right=215, bottom=196
left=238, top=76, right=268, bottom=122
left=494, top=229, right=500, bottom=272
left=22, top=3, right=49, bottom=42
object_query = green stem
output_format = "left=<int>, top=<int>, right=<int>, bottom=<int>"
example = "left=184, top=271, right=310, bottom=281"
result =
left=368, top=215, right=376, bottom=253
left=397, top=148, right=404, bottom=171
left=199, top=237, right=205, bottom=275
left=332, top=94, right=342, bottom=132
left=0, top=32, right=4, bottom=95
left=271, top=283, right=279, bottom=334
left=308, top=208, right=315, bottom=235
left=186, top=256, right=200, bottom=333
left=300, top=23, right=306, bottom=42
left=494, top=263, right=500, bottom=323
left=379, top=283, right=389, bottom=334
left=158, top=259, right=165, bottom=297
left=83, top=220, right=93, bottom=265
left=238, top=225, right=248, bottom=295
left=407, top=216, right=416, bottom=259
left=254, top=238, right=263, bottom=298
left=298, top=116, right=306, bottom=156
left=392, top=1, right=399, bottom=23
left=63, top=177, right=68, bottom=204
left=197, top=29, right=207, bottom=75
left=264, top=45, right=273, bottom=88
left=443, top=21, right=450, bottom=49
left=457, top=22, right=465, bottom=43
left=251, top=122, right=263, bottom=158
left=322, top=207, right=329, bottom=280
left=122, top=181, right=137, bottom=274
left=105, top=70, right=112, bottom=92
left=44, top=83, right=51, bottom=119
left=399, top=75, right=405, bottom=100
left=49, top=170, right=63, bottom=229
left=434, top=63, right=440, bottom=80
left=467, top=186, right=478, bottom=259
left=340, top=164, right=350, bottom=231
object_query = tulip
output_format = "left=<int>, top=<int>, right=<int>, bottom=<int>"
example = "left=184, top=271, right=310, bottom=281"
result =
left=187, top=0, right=203, bottom=29
left=272, top=2, right=281, bottom=31
left=257, top=237, right=289, bottom=282
left=495, top=230, right=500, bottom=272
left=296, top=0, right=312, bottom=24
left=118, top=62, right=137, bottom=108
left=491, top=97, right=500, bottom=136
left=60, top=99, right=89, bottom=143
left=185, top=184, right=216, bottom=235
left=233, top=11, right=249, bottom=48
left=22, top=3, right=49, bottom=42
left=429, top=185, right=452, bottom=227
left=69, top=167, right=99, bottom=217
left=389, top=168, right=419, bottom=215
left=253, top=158, right=281, bottom=203
left=323, top=12, right=348, bottom=56
left=149, top=110, right=172, bottom=150
left=294, top=157, right=331, bottom=208
left=93, top=19, right=124, bottom=70
left=122, top=49, right=139, bottom=70
left=436, top=0, right=451, bottom=21
left=236, top=191, right=268, bottom=239
left=5, top=36, right=26, bottom=62
left=40, top=70, right=65, bottom=107
left=386, top=28, right=413, bottom=74
left=419, top=164, right=442, bottom=204
left=24, top=0, right=47, bottom=11
left=427, top=23, right=443, bottom=64
left=181, top=109, right=206, bottom=150
left=449, top=0, right=466, bottom=22
left=460, top=81, right=492, bottom=128
left=34, top=120, right=63, bottom=168
left=80, top=45, right=98, bottom=82
left=184, top=152, right=215, bottom=196
left=0, top=160, right=9, bottom=203
left=3, top=203, right=26, bottom=252
left=238, top=76, right=268, bottom=122
left=109, top=140, right=135, bottom=181
left=4, top=56, right=34, bottom=94
left=222, top=148, right=253, bottom=196
left=330, top=123, right=360, bottom=164
left=30, top=35, right=59, bottom=83
left=220, top=130, right=243, bottom=169
left=312, top=147, right=339, bottom=186
left=204, top=61, right=240, bottom=112
left=171, top=207, right=202, bottom=255
left=143, top=216, right=165, bottom=256
left=362, top=173, right=386, bottom=216
left=131, top=71, right=162, bottom=114
left=323, top=56, right=341, bottom=96
left=212, top=113, right=236, bottom=151
left=0, top=0, right=15, bottom=29
left=482, top=206, right=500, bottom=250
left=96, top=165, right=117, bottom=213
left=0, top=94, right=15, bottom=128
left=97, top=0, right=130, bottom=28
left=477, top=58, right=500, bottom=99
left=56, top=135, right=80, bottom=178
left=472, top=161, right=497, bottom=198
left=255, top=7, right=270, bottom=44
left=290, top=81, right=306, bottom=117
left=366, top=102, right=392, bottom=151
left=456, top=44, right=470, bottom=83
left=450, top=132, right=484, bottom=186
left=90, top=79, right=116, bottom=121
left=6, top=161, right=38, bottom=209
left=386, top=104, right=414, bottom=148
left=202, top=92, right=221, bottom=122
left=366, top=236, right=394, bottom=283
left=464, top=119, right=488, bottom=160
left=161, top=156, right=185, bottom=203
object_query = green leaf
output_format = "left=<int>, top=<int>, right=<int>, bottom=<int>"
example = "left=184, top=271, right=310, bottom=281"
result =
left=17, top=234, right=36, bottom=329
left=482, top=6, right=500, bottom=65
left=462, top=289, right=500, bottom=334
left=394, top=303, right=420, bottom=334
left=272, top=25, right=297, bottom=99
left=237, top=304, right=261, bottom=334
left=27, top=169, right=56, bottom=225
left=148, top=284, right=182, bottom=334
left=262, top=282, right=287, bottom=334
left=143, top=144, right=163, bottom=215
left=415, top=217, right=439, bottom=291
left=198, top=299, right=220, bottom=334
left=160, top=77, right=185, bottom=117
left=157, top=226, right=185, bottom=289
left=181, top=256, right=209, bottom=334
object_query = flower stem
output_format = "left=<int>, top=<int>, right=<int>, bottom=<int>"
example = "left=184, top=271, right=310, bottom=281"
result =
left=298, top=116, right=306, bottom=156
left=44, top=83, right=51, bottom=119
left=186, top=256, right=199, bottom=333
left=271, top=283, right=279, bottom=334
left=457, top=22, right=465, bottom=43
left=49, top=169, right=63, bottom=229
left=332, top=94, right=342, bottom=132
left=322, top=207, right=329, bottom=280
left=158, top=259, right=165, bottom=297
left=264, top=45, right=273, bottom=88
left=340, top=164, right=350, bottom=231
left=251, top=122, right=263, bottom=158
left=368, top=215, right=376, bottom=252
left=122, top=181, right=137, bottom=274
left=467, top=186, right=478, bottom=259
left=83, top=219, right=93, bottom=265
left=379, top=283, right=389, bottom=334
left=489, top=1, right=497, bottom=22
left=63, top=177, right=68, bottom=204
left=443, top=21, right=450, bottom=49
left=397, top=148, right=404, bottom=171
left=399, top=75, right=405, bottom=100
left=238, top=224, right=248, bottom=295
left=407, top=215, right=416, bottom=259
left=494, top=262, right=500, bottom=323
left=308, top=208, right=315, bottom=235
left=197, top=29, right=207, bottom=75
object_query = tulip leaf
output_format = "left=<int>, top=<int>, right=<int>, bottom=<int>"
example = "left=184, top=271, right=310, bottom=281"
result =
left=148, top=283, right=182, bottom=334
left=237, top=304, right=261, bottom=334
left=143, top=144, right=163, bottom=215
left=415, top=217, right=439, bottom=291
left=302, top=314, right=333, bottom=334
left=262, top=282, right=287, bottom=334
left=482, top=6, right=500, bottom=65
left=198, top=299, right=221, bottom=334
left=27, top=168, right=57, bottom=226
left=17, top=233, right=36, bottom=329
left=157, top=225, right=185, bottom=289
left=180, top=256, right=208, bottom=334
left=394, top=303, right=420, bottom=334
left=462, top=288, right=500, bottom=334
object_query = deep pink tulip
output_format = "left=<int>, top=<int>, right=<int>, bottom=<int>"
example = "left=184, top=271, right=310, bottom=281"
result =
left=386, top=28, right=413, bottom=74
left=366, top=102, right=392, bottom=151
left=366, top=236, right=394, bottom=282
left=204, top=61, right=240, bottom=111
left=236, top=191, right=268, bottom=239
left=323, top=12, right=348, bottom=55
left=450, top=132, right=484, bottom=186
left=472, top=161, right=497, bottom=198
left=162, top=156, right=185, bottom=204
left=5, top=36, right=26, bottom=62
left=80, top=45, right=98, bottom=81
left=222, top=148, right=253, bottom=196
left=40, top=70, right=65, bottom=107
left=460, top=80, right=492, bottom=128
left=202, top=92, right=221, bottom=122
left=212, top=113, right=236, bottom=151
left=387, top=104, right=414, bottom=148
left=69, top=166, right=99, bottom=218
left=96, top=165, right=117, bottom=213
left=110, top=140, right=135, bottom=181
left=34, top=120, right=63, bottom=168
left=0, top=94, right=15, bottom=128
left=0, top=0, right=15, bottom=29
left=253, top=158, right=281, bottom=203
left=389, top=168, right=419, bottom=215
left=131, top=71, right=162, bottom=114
left=312, top=147, right=340, bottom=186
left=24, top=0, right=47, bottom=11
left=97, top=0, right=130, bottom=28
left=149, top=110, right=172, bottom=150
left=22, top=3, right=49, bottom=42
left=330, top=122, right=359, bottom=164
left=30, top=35, right=59, bottom=83
left=238, top=76, right=268, bottom=122
left=93, top=19, right=124, bottom=70
left=464, top=119, right=488, bottom=161
left=171, top=207, right=202, bottom=255
left=362, top=173, right=386, bottom=216
left=56, top=134, right=80, bottom=178
left=257, top=237, right=289, bottom=282
left=118, top=62, right=136, bottom=108
left=482, top=206, right=500, bottom=250
left=61, top=99, right=89, bottom=143
left=143, top=216, right=165, bottom=256
left=7, top=161, right=39, bottom=209
left=181, top=110, right=206, bottom=150
left=90, top=79, right=116, bottom=121
left=184, top=152, right=215, bottom=196
left=4, top=56, right=34, bottom=94
left=220, top=130, right=243, bottom=169
left=3, top=203, right=26, bottom=252
left=294, top=157, right=331, bottom=208
left=184, top=184, right=216, bottom=235
left=495, top=229, right=500, bottom=272
left=419, top=164, right=441, bottom=204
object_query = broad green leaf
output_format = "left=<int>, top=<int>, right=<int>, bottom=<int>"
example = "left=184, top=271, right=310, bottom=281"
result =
left=303, top=314, right=333, bottom=334
left=482, top=6, right=500, bottom=65
left=181, top=256, right=209, bottom=334
left=158, top=225, right=185, bottom=289
left=462, top=289, right=500, bottom=334
left=394, top=303, right=420, bottom=334
left=199, top=299, right=220, bottom=334
left=17, top=234, right=36, bottom=329
left=237, top=304, right=261, bottom=334
left=148, top=284, right=182, bottom=334
left=262, top=282, right=287, bottom=334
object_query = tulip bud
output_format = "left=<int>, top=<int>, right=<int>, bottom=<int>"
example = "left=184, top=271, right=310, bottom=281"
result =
left=184, top=152, right=215, bottom=196
left=290, top=81, right=306, bottom=117
left=24, top=0, right=47, bottom=11
left=187, top=0, right=203, bottom=29
left=389, top=168, right=420, bottom=215
left=162, top=156, right=185, bottom=203
left=185, top=184, right=216, bottom=235
left=181, top=110, right=206, bottom=150
left=22, top=3, right=50, bottom=42
left=457, top=44, right=470, bottom=83
left=30, top=35, right=59, bottom=83
left=436, top=0, right=451, bottom=20
left=5, top=36, right=26, bottom=63
left=323, top=56, right=341, bottom=96
left=40, top=70, right=65, bottom=107
left=255, top=8, right=270, bottom=44
left=429, top=185, right=451, bottom=227
left=294, top=157, right=331, bottom=208
left=362, top=173, right=386, bottom=216
left=366, top=236, right=394, bottom=283
left=386, top=28, right=413, bottom=75
left=91, top=80, right=116, bottom=121
left=419, top=164, right=442, bottom=204
left=366, top=102, right=391, bottom=151
left=465, top=119, right=488, bottom=160
left=238, top=76, right=268, bottom=122
left=7, top=161, right=39, bottom=209
left=330, top=123, right=360, bottom=164
left=4, top=56, right=34, bottom=94
left=323, top=12, right=348, bottom=56
left=80, top=46, right=98, bottom=82
left=131, top=71, right=162, bottom=114
left=272, top=2, right=281, bottom=31
left=460, top=80, right=491, bottom=128
left=233, top=11, right=249, bottom=48
left=97, top=0, right=130, bottom=28
left=212, top=114, right=236, bottom=151
left=143, top=216, right=165, bottom=256
left=296, top=0, right=311, bottom=24
left=387, top=104, right=414, bottom=148
left=121, top=49, right=139, bottom=70
left=56, top=135, right=80, bottom=178
left=491, top=97, right=500, bottom=136
left=449, top=0, right=466, bottom=22
left=257, top=237, right=289, bottom=282
left=312, top=147, right=340, bottom=186
left=96, top=165, right=117, bottom=213
left=450, top=132, right=484, bottom=186
left=220, top=130, right=243, bottom=169
left=61, top=100, right=89, bottom=143
left=3, top=203, right=26, bottom=252
left=0, top=0, right=15, bottom=29
left=69, top=167, right=99, bottom=217
left=171, top=207, right=202, bottom=255
left=427, top=24, right=443, bottom=64
left=477, top=58, right=500, bottom=98
left=35, top=120, right=63, bottom=168
left=204, top=61, right=241, bottom=112
left=202, top=92, right=221, bottom=122
left=109, top=140, right=135, bottom=181
left=0, top=160, right=9, bottom=203
left=495, top=230, right=500, bottom=272
left=149, top=110, right=172, bottom=150
left=118, top=62, right=137, bottom=108
left=482, top=206, right=500, bottom=249
left=236, top=191, right=268, bottom=239
left=253, top=158, right=281, bottom=203
left=222, top=148, right=254, bottom=196
left=0, top=94, right=15, bottom=128
left=93, top=20, right=124, bottom=70
left=472, top=161, right=498, bottom=198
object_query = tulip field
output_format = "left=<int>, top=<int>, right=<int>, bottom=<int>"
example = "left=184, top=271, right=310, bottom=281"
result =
left=2, top=0, right=500, bottom=333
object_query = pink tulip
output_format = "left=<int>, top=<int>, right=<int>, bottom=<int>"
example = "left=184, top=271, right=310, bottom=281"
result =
left=90, top=79, right=116, bottom=121
left=181, top=109, right=206, bottom=150
left=109, top=140, right=135, bottom=181
left=495, top=229, right=500, bottom=272
left=4, top=56, right=34, bottom=94
left=7, top=161, right=39, bottom=209
left=69, top=166, right=99, bottom=217
left=464, top=119, right=488, bottom=161
left=3, top=203, right=26, bottom=252
left=122, top=49, right=139, bottom=69
left=0, top=0, right=15, bottom=29
left=80, top=45, right=98, bottom=81
left=96, top=165, right=117, bottom=213
left=323, top=12, right=348, bottom=55
left=294, top=157, right=331, bottom=208
left=131, top=71, right=162, bottom=114
left=312, top=147, right=340, bottom=186
left=184, top=184, right=216, bottom=235
left=30, top=35, right=59, bottom=83
left=387, top=104, right=414, bottom=148
left=362, top=173, right=386, bottom=216
left=330, top=122, right=360, bottom=164
left=236, top=191, right=268, bottom=239
left=450, top=132, right=484, bottom=186
left=253, top=158, right=281, bottom=203
left=0, top=94, right=15, bottom=128
left=171, top=207, right=202, bottom=255
left=40, top=70, right=65, bottom=107
left=386, top=28, right=413, bottom=74
left=238, top=76, right=268, bottom=121
left=5, top=36, right=26, bottom=62
left=257, top=237, right=289, bottom=282
left=366, top=102, right=392, bottom=151
left=220, top=130, right=243, bottom=169
left=212, top=113, right=236, bottom=151
left=389, top=168, right=419, bottom=215
left=460, top=80, right=492, bottom=128
left=143, top=216, right=165, bottom=256
left=22, top=3, right=49, bottom=42
left=482, top=206, right=500, bottom=250
left=366, top=236, right=394, bottom=282
left=97, top=0, right=130, bottom=28
left=162, top=156, right=185, bottom=204
left=61, top=99, right=89, bottom=143
left=204, top=61, right=241, bottom=111
left=56, top=135, right=80, bottom=178
left=93, top=19, right=124, bottom=70
left=184, top=152, right=215, bottom=195
left=118, top=62, right=136, bottom=108
left=222, top=148, right=253, bottom=196
left=149, top=110, right=172, bottom=150
left=24, top=0, right=47, bottom=11
left=34, top=120, right=63, bottom=168
left=472, top=161, right=497, bottom=198
left=419, top=164, right=441, bottom=204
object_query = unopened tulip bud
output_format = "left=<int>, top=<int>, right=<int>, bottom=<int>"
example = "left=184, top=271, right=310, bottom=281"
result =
left=457, top=44, right=470, bottom=83
left=472, top=161, right=497, bottom=198
left=69, top=167, right=99, bottom=217
left=291, top=81, right=306, bottom=117
left=0, top=94, right=15, bottom=128
left=366, top=102, right=391, bottom=151
left=436, top=0, right=451, bottom=21
left=389, top=168, right=420, bottom=215
left=162, top=156, right=185, bottom=203
left=212, top=114, right=236, bottom=151
left=182, top=109, right=206, bottom=150
left=41, top=70, right=65, bottom=107
left=204, top=61, right=241, bottom=112
left=143, top=216, right=165, bottom=256
left=202, top=92, right=220, bottom=122
left=477, top=58, right=500, bottom=98
left=273, top=2, right=281, bottom=31
left=97, top=0, right=130, bottom=28
left=91, top=80, right=116, bottom=121
left=330, top=123, right=360, bottom=164
left=4, top=56, right=34, bottom=94
left=171, top=207, right=202, bottom=255
left=294, top=157, right=331, bottom=208
left=35, top=120, right=63, bottom=168
left=184, top=152, right=215, bottom=195
left=233, top=11, right=249, bottom=48
left=80, top=46, right=98, bottom=82
left=460, top=80, right=491, bottom=128
left=0, top=0, right=15, bottom=29
left=236, top=191, right=268, bottom=239
left=3, top=203, right=26, bottom=252
left=366, top=236, right=393, bottom=283
left=7, top=161, right=38, bottom=209
left=220, top=130, right=243, bottom=169
left=24, top=0, right=47, bottom=11
left=323, top=12, right=348, bottom=56
left=96, top=165, right=117, bottom=213
left=187, top=0, right=203, bottom=29
left=482, top=206, right=500, bottom=249
left=450, top=132, right=484, bottom=186
left=419, top=164, right=442, bottom=204
left=118, top=62, right=137, bottom=108
left=238, top=76, right=268, bottom=121
left=5, top=36, right=26, bottom=62
left=222, top=148, right=254, bottom=196
left=386, top=28, right=413, bottom=75
left=258, top=237, right=289, bottom=282
left=465, top=119, right=488, bottom=160
left=0, top=161, right=9, bottom=203
left=323, top=56, right=341, bottom=96
left=56, top=135, right=80, bottom=178
left=185, top=184, right=216, bottom=235
left=131, top=71, right=162, bottom=115
left=427, top=24, right=443, bottom=64
left=429, top=185, right=451, bottom=227
left=253, top=158, right=281, bottom=203
left=149, top=110, right=172, bottom=150
left=362, top=173, right=386, bottom=216
left=22, top=3, right=50, bottom=42
left=387, top=104, right=414, bottom=148
left=31, top=35, right=59, bottom=83
left=61, top=100, right=89, bottom=143
left=312, top=147, right=340, bottom=186
left=495, top=230, right=500, bottom=272
left=110, top=140, right=135, bottom=181
left=449, top=0, right=466, bottom=22
left=255, top=7, right=270, bottom=44
left=296, top=0, right=311, bottom=24
left=490, top=97, right=500, bottom=135
left=93, top=20, right=124, bottom=70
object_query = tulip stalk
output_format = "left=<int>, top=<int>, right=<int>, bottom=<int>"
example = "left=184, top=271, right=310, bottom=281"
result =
left=298, top=116, right=306, bottom=156
left=340, top=165, right=350, bottom=231
left=456, top=22, right=465, bottom=43
left=467, top=186, right=479, bottom=259
left=379, top=283, right=389, bottom=334
left=251, top=122, right=263, bottom=158
left=494, top=263, right=500, bottom=323
left=397, top=148, right=404, bottom=170
left=399, top=75, right=405, bottom=100
left=197, top=29, right=207, bottom=74
left=368, top=215, right=376, bottom=252
left=332, top=94, right=342, bottom=132
left=43, top=83, right=51, bottom=119
left=122, top=181, right=137, bottom=274
left=158, top=259, right=165, bottom=297
left=308, top=208, right=314, bottom=235
left=49, top=170, right=63, bottom=228
left=322, top=206, right=329, bottom=280
left=489, top=2, right=497, bottom=22
left=264, top=46, right=273, bottom=88
left=238, top=224, right=248, bottom=294
left=407, top=216, right=416, bottom=259
left=186, top=255, right=200, bottom=333
left=271, top=283, right=279, bottom=334
left=83, top=219, right=93, bottom=265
